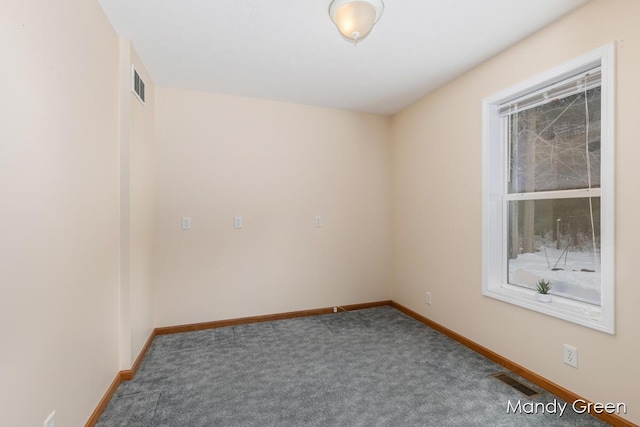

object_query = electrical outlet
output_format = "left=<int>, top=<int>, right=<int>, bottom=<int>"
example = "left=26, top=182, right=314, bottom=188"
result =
left=425, top=292, right=432, bottom=305
left=564, top=344, right=578, bottom=368
left=181, top=217, right=191, bottom=230
left=234, top=216, right=243, bottom=229
left=333, top=307, right=337, bottom=313
left=44, top=411, right=55, bottom=427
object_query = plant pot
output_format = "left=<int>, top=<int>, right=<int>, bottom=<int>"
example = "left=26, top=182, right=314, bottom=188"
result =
left=535, top=293, right=552, bottom=303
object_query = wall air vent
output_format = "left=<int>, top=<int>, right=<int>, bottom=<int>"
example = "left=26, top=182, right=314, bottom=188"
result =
left=132, top=66, right=145, bottom=105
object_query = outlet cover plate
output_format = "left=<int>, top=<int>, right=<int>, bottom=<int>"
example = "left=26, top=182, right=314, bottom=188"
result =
left=563, top=344, right=578, bottom=368
left=181, top=217, right=192, bottom=230
left=234, top=216, right=243, bottom=229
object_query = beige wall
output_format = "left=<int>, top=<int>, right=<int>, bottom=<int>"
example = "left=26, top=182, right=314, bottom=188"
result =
left=128, top=47, right=156, bottom=366
left=154, top=87, right=392, bottom=326
left=391, top=0, right=640, bottom=423
left=0, top=1, right=121, bottom=426
left=118, top=41, right=156, bottom=369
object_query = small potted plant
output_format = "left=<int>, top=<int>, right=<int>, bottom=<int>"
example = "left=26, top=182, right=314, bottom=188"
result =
left=535, top=279, right=552, bottom=302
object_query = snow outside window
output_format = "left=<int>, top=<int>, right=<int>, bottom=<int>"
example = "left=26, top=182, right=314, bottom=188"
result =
left=482, top=44, right=615, bottom=334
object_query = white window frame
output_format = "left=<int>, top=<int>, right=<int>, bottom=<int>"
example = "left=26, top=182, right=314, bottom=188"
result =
left=482, top=44, right=615, bottom=334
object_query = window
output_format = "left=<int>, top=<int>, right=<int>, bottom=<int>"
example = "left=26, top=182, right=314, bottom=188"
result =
left=482, top=44, right=614, bottom=333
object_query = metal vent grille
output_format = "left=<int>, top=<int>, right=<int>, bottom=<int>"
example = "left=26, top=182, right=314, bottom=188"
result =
left=492, top=373, right=540, bottom=397
left=132, top=67, right=145, bottom=104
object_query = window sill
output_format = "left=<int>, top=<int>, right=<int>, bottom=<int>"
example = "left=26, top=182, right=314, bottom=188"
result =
left=482, top=284, right=613, bottom=334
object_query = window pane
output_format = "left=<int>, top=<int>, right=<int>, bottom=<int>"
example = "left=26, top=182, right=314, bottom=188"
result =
left=508, top=87, right=601, bottom=193
left=507, top=197, right=600, bottom=305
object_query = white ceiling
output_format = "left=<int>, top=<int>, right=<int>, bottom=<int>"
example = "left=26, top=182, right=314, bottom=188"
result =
left=98, top=0, right=590, bottom=116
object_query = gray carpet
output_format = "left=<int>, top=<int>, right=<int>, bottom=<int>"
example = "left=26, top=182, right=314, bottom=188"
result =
left=97, top=306, right=607, bottom=426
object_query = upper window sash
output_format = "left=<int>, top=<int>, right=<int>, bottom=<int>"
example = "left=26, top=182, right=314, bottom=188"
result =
left=498, top=67, right=601, bottom=117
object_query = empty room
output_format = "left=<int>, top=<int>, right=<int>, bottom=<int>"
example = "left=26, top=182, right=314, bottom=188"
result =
left=2, top=0, right=639, bottom=425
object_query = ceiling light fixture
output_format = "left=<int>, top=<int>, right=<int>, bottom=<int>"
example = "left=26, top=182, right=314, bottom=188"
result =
left=329, top=0, right=384, bottom=45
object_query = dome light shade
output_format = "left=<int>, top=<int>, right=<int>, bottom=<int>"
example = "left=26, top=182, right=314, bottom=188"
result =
left=329, top=0, right=384, bottom=44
